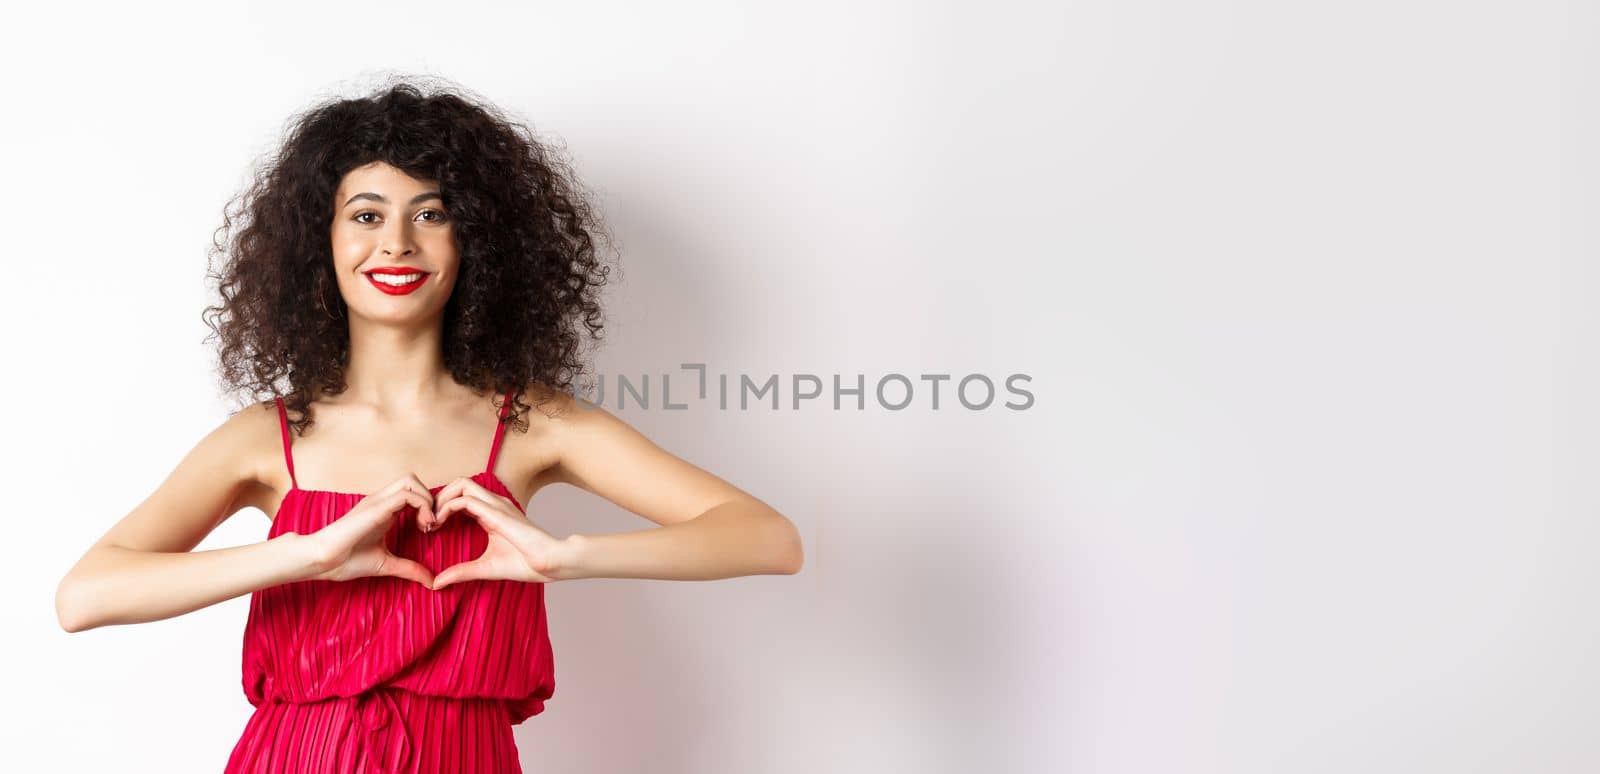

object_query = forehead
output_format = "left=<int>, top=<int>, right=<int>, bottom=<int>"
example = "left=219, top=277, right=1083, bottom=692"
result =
left=334, top=161, right=440, bottom=198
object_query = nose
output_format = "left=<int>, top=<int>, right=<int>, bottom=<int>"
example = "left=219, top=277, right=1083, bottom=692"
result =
left=379, top=220, right=418, bottom=257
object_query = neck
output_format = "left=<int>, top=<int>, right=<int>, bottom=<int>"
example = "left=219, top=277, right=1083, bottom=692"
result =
left=339, top=315, right=455, bottom=411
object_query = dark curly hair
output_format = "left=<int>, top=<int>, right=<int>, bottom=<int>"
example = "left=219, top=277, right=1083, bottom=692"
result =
left=201, top=75, right=615, bottom=435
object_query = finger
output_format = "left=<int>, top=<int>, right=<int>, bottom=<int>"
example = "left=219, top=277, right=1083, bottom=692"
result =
left=431, top=558, right=493, bottom=590
left=389, top=487, right=431, bottom=516
left=408, top=481, right=443, bottom=533
left=405, top=473, right=438, bottom=514
left=377, top=553, right=436, bottom=587
left=325, top=488, right=416, bottom=544
left=429, top=478, right=467, bottom=530
left=378, top=474, right=434, bottom=504
left=442, top=476, right=502, bottom=505
left=434, top=493, right=515, bottom=535
left=392, top=475, right=439, bottom=529
left=433, top=479, right=510, bottom=530
left=432, top=477, right=484, bottom=515
left=375, top=475, right=436, bottom=531
left=366, top=488, right=432, bottom=536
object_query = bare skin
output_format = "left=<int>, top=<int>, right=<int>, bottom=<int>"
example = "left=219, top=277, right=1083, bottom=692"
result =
left=55, top=161, right=803, bottom=633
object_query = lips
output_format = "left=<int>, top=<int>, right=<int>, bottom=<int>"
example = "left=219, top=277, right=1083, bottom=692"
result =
left=364, top=267, right=430, bottom=296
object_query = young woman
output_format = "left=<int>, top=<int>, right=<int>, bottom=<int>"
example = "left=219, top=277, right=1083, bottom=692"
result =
left=55, top=78, right=803, bottom=773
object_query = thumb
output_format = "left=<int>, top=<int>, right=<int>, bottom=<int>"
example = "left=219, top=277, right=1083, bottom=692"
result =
left=431, top=559, right=492, bottom=590
left=377, top=554, right=435, bottom=588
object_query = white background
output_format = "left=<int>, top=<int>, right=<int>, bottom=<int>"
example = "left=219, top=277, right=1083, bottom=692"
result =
left=2, top=1, right=1592, bottom=772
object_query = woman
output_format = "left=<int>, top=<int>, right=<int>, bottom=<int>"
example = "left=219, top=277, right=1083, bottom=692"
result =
left=54, top=78, right=804, bottom=773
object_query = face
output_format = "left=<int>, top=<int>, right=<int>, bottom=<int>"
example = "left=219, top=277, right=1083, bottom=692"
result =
left=328, top=161, right=459, bottom=324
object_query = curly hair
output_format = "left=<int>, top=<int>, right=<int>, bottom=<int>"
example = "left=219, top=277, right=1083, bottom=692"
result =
left=201, top=75, right=615, bottom=435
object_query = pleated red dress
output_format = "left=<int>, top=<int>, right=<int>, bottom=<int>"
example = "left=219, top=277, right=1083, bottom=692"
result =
left=224, top=391, right=555, bottom=773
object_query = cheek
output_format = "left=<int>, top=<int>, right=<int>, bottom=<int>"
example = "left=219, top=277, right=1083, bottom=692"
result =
left=329, top=231, right=366, bottom=267
left=424, top=229, right=458, bottom=253
left=427, top=233, right=461, bottom=271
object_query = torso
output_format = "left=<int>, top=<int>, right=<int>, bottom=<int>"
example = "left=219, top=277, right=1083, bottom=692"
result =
left=237, top=385, right=567, bottom=524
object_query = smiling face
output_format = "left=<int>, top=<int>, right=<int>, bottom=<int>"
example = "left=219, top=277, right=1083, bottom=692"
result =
left=329, top=161, right=460, bottom=324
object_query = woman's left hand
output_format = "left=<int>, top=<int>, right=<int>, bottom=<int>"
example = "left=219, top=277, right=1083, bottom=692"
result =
left=428, top=478, right=565, bottom=588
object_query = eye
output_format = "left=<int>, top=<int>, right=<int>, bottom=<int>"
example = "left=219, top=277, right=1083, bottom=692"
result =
left=350, top=209, right=446, bottom=224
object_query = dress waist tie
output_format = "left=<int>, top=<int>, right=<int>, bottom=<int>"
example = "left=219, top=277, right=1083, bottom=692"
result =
left=355, top=687, right=413, bottom=774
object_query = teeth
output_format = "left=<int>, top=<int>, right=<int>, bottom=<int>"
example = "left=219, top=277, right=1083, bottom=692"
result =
left=370, top=273, right=424, bottom=286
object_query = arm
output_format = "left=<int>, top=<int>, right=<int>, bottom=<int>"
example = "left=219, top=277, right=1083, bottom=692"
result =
left=537, top=394, right=804, bottom=581
left=55, top=402, right=320, bottom=632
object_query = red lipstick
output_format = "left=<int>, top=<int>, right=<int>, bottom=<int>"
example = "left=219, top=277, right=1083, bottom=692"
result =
left=364, top=266, right=430, bottom=295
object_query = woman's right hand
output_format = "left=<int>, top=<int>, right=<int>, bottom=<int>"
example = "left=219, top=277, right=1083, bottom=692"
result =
left=299, top=478, right=437, bottom=586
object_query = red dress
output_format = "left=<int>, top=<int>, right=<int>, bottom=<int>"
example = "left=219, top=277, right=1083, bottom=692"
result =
left=225, top=391, right=555, bottom=773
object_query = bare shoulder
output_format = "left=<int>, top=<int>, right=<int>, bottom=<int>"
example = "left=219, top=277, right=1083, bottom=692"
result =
left=498, top=383, right=588, bottom=500
left=168, top=398, right=287, bottom=519
left=512, top=382, right=658, bottom=484
left=507, top=382, right=622, bottom=445
left=225, top=399, right=295, bottom=517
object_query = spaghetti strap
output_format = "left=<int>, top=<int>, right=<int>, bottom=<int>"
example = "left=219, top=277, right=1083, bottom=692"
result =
left=485, top=389, right=513, bottom=477
left=273, top=396, right=298, bottom=490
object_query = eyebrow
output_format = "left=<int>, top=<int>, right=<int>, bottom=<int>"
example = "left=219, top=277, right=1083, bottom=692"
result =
left=342, top=191, right=444, bottom=208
